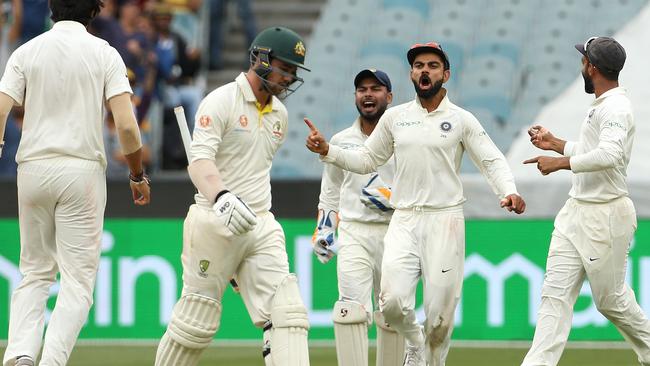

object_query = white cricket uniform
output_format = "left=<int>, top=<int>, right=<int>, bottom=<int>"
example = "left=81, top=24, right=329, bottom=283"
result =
left=318, top=118, right=394, bottom=315
left=180, top=73, right=292, bottom=327
left=0, top=21, right=132, bottom=366
left=523, top=87, right=650, bottom=366
left=322, top=94, right=517, bottom=364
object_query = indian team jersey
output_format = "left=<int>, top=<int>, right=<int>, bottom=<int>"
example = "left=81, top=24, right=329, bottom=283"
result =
left=190, top=73, right=288, bottom=213
left=563, top=87, right=634, bottom=203
left=0, top=21, right=132, bottom=166
left=323, top=93, right=517, bottom=210
left=318, top=118, right=394, bottom=224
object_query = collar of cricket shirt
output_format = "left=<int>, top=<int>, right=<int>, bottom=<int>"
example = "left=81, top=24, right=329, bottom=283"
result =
left=236, top=73, right=280, bottom=111
left=414, top=92, right=451, bottom=114
left=53, top=20, right=88, bottom=32
left=591, top=86, right=626, bottom=106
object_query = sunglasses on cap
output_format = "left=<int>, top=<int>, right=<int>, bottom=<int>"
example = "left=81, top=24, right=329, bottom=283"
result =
left=410, top=42, right=443, bottom=51
left=582, top=36, right=599, bottom=53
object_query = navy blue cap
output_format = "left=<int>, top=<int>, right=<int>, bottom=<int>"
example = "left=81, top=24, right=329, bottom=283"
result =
left=354, top=69, right=392, bottom=92
left=575, top=36, right=626, bottom=76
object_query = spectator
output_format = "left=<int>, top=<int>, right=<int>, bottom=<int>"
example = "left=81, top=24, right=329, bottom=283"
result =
left=208, top=0, right=256, bottom=70
left=17, top=0, right=50, bottom=45
left=150, top=3, right=202, bottom=169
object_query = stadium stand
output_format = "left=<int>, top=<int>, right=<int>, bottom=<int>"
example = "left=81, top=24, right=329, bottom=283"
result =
left=275, top=0, right=650, bottom=178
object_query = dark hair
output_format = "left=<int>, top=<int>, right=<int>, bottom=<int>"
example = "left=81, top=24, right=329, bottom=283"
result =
left=50, top=0, right=103, bottom=26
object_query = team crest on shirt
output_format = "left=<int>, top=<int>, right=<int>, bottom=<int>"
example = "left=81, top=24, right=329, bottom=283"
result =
left=589, top=109, right=595, bottom=118
left=199, top=260, right=210, bottom=278
left=239, top=114, right=249, bottom=128
left=199, top=115, right=212, bottom=128
left=271, top=121, right=283, bottom=139
left=440, top=121, right=453, bottom=132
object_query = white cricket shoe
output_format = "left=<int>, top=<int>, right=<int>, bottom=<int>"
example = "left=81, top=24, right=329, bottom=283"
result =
left=402, top=343, right=426, bottom=366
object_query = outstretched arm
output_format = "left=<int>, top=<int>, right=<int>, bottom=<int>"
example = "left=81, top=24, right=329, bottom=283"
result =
left=304, top=117, right=393, bottom=175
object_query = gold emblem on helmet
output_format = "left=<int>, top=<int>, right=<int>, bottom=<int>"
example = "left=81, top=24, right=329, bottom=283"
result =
left=294, top=41, right=306, bottom=57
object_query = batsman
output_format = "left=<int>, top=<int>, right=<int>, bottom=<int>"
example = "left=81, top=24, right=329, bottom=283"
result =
left=155, top=26, right=311, bottom=366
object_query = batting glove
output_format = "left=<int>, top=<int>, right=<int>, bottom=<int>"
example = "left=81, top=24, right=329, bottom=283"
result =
left=312, top=209, right=338, bottom=264
left=360, top=173, right=393, bottom=211
left=213, top=190, right=257, bottom=235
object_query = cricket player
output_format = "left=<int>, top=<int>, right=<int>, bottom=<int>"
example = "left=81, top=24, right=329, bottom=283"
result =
left=305, top=42, right=526, bottom=366
left=0, top=1, right=150, bottom=365
left=521, top=37, right=650, bottom=366
left=155, top=26, right=311, bottom=366
left=313, top=69, right=405, bottom=366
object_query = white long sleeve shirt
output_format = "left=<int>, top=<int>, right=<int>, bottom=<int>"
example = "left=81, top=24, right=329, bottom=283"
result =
left=0, top=21, right=131, bottom=166
left=563, top=87, right=634, bottom=203
left=190, top=73, right=288, bottom=213
left=321, top=94, right=517, bottom=210
left=318, top=118, right=394, bottom=224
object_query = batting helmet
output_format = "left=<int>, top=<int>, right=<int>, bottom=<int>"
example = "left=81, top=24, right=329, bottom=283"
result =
left=249, top=26, right=310, bottom=72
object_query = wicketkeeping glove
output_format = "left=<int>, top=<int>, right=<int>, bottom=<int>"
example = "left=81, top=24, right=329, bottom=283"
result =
left=360, top=173, right=393, bottom=211
left=312, top=209, right=338, bottom=264
left=213, top=190, right=257, bottom=235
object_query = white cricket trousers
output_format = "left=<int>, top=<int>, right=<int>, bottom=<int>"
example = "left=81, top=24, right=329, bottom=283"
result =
left=180, top=205, right=290, bottom=327
left=522, top=197, right=650, bottom=366
left=379, top=207, right=465, bottom=365
left=3, top=157, right=106, bottom=366
left=337, top=220, right=388, bottom=315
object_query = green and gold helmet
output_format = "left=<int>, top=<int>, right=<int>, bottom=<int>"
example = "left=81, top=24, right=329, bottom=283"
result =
left=249, top=26, right=310, bottom=72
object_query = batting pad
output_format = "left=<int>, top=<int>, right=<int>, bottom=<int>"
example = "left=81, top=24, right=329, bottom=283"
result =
left=155, top=294, right=221, bottom=366
left=374, top=310, right=405, bottom=366
left=268, top=274, right=310, bottom=366
left=332, top=301, right=369, bottom=366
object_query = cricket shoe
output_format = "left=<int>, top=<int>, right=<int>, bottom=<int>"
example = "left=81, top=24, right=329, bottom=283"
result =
left=15, top=356, right=34, bottom=366
left=403, top=343, right=426, bottom=366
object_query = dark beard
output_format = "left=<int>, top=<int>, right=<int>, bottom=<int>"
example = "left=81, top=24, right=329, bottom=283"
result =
left=413, top=78, right=443, bottom=99
left=355, top=102, right=388, bottom=123
left=582, top=70, right=595, bottom=94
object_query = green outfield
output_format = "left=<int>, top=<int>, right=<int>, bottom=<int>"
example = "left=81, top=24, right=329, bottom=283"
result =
left=1, top=344, right=641, bottom=365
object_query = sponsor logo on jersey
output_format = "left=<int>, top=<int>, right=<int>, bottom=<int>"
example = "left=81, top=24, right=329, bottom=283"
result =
left=340, top=308, right=349, bottom=317
left=589, top=109, right=595, bottom=118
left=295, top=41, right=306, bottom=57
left=239, top=114, right=249, bottom=128
left=396, top=120, right=422, bottom=127
left=199, top=115, right=212, bottom=128
left=440, top=121, right=453, bottom=132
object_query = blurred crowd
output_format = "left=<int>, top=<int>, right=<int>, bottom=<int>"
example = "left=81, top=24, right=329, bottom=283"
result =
left=0, top=0, right=257, bottom=178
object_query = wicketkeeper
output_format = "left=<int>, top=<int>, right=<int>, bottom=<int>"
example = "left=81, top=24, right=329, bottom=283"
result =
left=313, top=69, right=405, bottom=366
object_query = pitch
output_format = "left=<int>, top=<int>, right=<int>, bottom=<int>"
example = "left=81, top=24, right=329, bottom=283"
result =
left=1, top=344, right=640, bottom=365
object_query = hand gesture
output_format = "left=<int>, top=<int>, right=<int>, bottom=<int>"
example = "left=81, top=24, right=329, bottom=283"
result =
left=523, top=156, right=570, bottom=175
left=304, top=118, right=329, bottom=155
left=528, top=125, right=557, bottom=151
left=499, top=193, right=526, bottom=214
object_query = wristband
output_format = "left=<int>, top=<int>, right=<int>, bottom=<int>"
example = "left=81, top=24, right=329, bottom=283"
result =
left=129, top=170, right=150, bottom=185
left=215, top=189, right=230, bottom=203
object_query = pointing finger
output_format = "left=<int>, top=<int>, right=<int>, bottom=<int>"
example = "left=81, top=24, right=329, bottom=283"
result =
left=523, top=157, right=539, bottom=164
left=304, top=118, right=317, bottom=132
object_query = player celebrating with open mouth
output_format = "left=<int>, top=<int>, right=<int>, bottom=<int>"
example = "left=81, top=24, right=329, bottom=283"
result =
left=305, top=42, right=525, bottom=366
